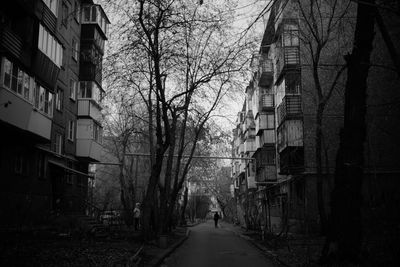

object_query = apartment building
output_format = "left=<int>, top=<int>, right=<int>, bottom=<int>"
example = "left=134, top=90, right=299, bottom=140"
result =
left=0, top=0, right=109, bottom=227
left=232, top=0, right=400, bottom=234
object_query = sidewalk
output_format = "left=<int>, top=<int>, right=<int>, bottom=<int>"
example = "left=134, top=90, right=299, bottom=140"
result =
left=220, top=221, right=324, bottom=267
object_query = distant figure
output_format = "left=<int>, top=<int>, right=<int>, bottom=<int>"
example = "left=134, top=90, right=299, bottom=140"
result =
left=213, top=212, right=220, bottom=228
left=134, top=203, right=141, bottom=230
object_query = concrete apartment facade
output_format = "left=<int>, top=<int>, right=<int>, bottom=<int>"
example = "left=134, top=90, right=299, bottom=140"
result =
left=232, top=0, right=400, bottom=235
left=0, top=0, right=109, bottom=227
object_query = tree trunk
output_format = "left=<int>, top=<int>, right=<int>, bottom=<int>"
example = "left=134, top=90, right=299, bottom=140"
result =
left=180, top=187, right=188, bottom=225
left=329, top=0, right=376, bottom=262
left=316, top=103, right=327, bottom=234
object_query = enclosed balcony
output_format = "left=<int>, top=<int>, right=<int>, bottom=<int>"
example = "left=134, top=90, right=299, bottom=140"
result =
left=77, top=81, right=104, bottom=121
left=255, top=112, right=274, bottom=135
left=259, top=129, right=275, bottom=146
left=279, top=146, right=304, bottom=175
left=244, top=138, right=256, bottom=153
left=76, top=118, right=103, bottom=162
left=258, top=58, right=273, bottom=87
left=256, top=165, right=277, bottom=182
left=81, top=4, right=110, bottom=39
left=277, top=95, right=302, bottom=126
left=0, top=87, right=51, bottom=140
left=277, top=120, right=303, bottom=152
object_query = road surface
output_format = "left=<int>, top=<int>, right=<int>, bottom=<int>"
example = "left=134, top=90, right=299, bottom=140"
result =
left=161, top=220, right=278, bottom=267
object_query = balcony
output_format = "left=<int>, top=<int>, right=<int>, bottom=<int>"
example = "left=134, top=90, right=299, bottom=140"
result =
left=32, top=49, right=60, bottom=90
left=277, top=95, right=302, bottom=126
left=245, top=127, right=256, bottom=140
left=259, top=93, right=274, bottom=111
left=277, top=120, right=303, bottom=152
left=76, top=119, right=103, bottom=162
left=258, top=59, right=273, bottom=87
left=81, top=26, right=106, bottom=54
left=79, top=62, right=102, bottom=86
left=260, top=129, right=275, bottom=146
left=81, top=4, right=110, bottom=39
left=279, top=146, right=304, bottom=175
left=0, top=87, right=51, bottom=140
left=255, top=112, right=274, bottom=135
left=244, top=138, right=256, bottom=153
left=276, top=46, right=300, bottom=81
left=77, top=99, right=102, bottom=121
left=256, top=165, right=277, bottom=182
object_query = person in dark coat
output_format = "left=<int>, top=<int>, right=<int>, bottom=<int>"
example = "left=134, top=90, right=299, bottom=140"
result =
left=213, top=212, right=220, bottom=228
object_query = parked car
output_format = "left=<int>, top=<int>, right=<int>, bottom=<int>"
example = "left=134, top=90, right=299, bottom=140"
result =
left=100, top=210, right=122, bottom=225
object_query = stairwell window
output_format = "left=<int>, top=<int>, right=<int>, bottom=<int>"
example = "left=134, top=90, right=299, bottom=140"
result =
left=72, top=38, right=79, bottom=61
left=55, top=133, right=63, bottom=155
left=55, top=88, right=63, bottom=111
left=69, top=79, right=77, bottom=100
left=68, top=120, right=75, bottom=141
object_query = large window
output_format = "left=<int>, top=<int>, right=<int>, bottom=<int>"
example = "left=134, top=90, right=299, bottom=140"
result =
left=38, top=24, right=63, bottom=67
left=43, top=0, right=58, bottom=17
left=1, top=57, right=35, bottom=103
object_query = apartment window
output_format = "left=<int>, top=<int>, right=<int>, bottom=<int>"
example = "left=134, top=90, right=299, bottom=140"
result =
left=62, top=1, right=68, bottom=27
left=38, top=24, right=63, bottom=67
left=2, top=57, right=12, bottom=88
left=55, top=88, right=63, bottom=111
left=33, top=85, right=53, bottom=117
left=55, top=133, right=63, bottom=154
left=43, top=0, right=59, bottom=17
left=93, top=123, right=102, bottom=144
left=69, top=79, right=77, bottom=100
left=82, top=5, right=108, bottom=35
left=67, top=120, right=75, bottom=141
left=72, top=39, right=79, bottom=61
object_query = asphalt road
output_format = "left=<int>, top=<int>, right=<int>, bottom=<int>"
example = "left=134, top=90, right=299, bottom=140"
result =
left=161, top=220, right=278, bottom=267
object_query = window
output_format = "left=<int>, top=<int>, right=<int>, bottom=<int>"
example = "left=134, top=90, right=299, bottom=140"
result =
left=68, top=120, right=75, bottom=141
left=282, top=24, right=299, bottom=47
left=62, top=1, right=68, bottom=27
left=1, top=57, right=36, bottom=103
left=72, top=39, right=79, bottom=61
left=266, top=114, right=275, bottom=129
left=93, top=123, right=102, bottom=144
left=38, top=24, right=63, bottom=67
left=34, top=85, right=54, bottom=117
left=43, top=0, right=59, bottom=17
left=55, top=133, right=63, bottom=154
left=69, top=79, right=77, bottom=100
left=285, top=72, right=301, bottom=95
left=55, top=88, right=63, bottom=111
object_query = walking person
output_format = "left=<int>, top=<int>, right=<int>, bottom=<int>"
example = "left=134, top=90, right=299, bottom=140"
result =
left=134, top=203, right=141, bottom=230
left=213, top=212, right=220, bottom=228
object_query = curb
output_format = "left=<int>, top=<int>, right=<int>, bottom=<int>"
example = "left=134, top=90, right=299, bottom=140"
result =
left=152, top=228, right=190, bottom=267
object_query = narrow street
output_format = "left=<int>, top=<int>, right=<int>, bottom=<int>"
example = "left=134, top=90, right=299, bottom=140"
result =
left=161, top=221, right=278, bottom=267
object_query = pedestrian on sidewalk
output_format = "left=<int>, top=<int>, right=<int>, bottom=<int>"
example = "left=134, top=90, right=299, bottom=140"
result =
left=134, top=203, right=141, bottom=230
left=213, top=212, right=220, bottom=228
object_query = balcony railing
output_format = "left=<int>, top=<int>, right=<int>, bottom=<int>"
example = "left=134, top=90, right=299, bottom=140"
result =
left=259, top=94, right=274, bottom=110
left=277, top=95, right=302, bottom=126
left=277, top=120, right=303, bottom=152
left=276, top=46, right=300, bottom=79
